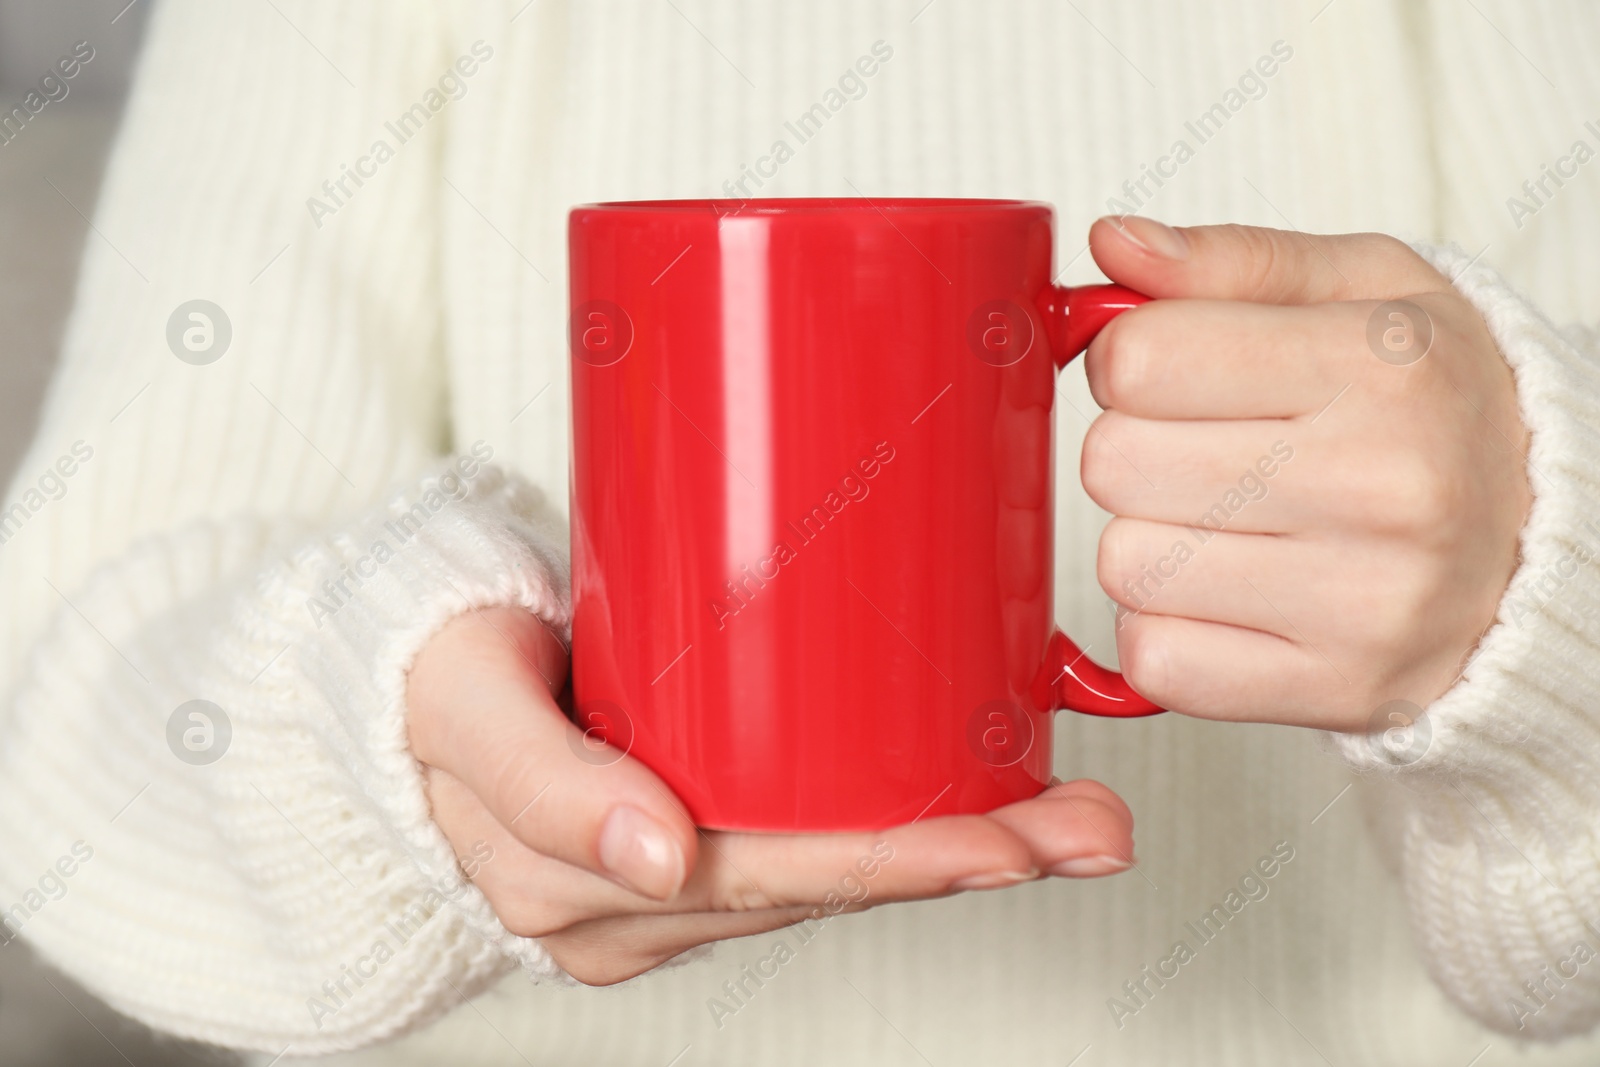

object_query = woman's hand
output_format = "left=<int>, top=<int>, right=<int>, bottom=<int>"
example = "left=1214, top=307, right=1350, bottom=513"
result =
left=1081, top=217, right=1531, bottom=732
left=407, top=607, right=1136, bottom=985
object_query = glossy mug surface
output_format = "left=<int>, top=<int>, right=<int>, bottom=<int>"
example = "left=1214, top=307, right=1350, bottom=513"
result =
left=568, top=198, right=1161, bottom=832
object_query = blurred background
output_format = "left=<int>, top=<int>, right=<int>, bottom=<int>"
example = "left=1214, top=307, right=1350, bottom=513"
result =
left=0, top=1, right=232, bottom=1062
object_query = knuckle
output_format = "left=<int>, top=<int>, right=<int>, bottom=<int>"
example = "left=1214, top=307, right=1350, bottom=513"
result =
left=1358, top=232, right=1424, bottom=272
left=543, top=925, right=667, bottom=987
left=1411, top=472, right=1465, bottom=536
left=1352, top=232, right=1450, bottom=296
left=581, top=962, right=643, bottom=986
left=1054, top=778, right=1126, bottom=814
left=1354, top=576, right=1411, bottom=646
left=716, top=878, right=780, bottom=914
left=1223, top=224, right=1285, bottom=302
left=1360, top=560, right=1443, bottom=651
left=1369, top=452, right=1463, bottom=536
left=554, top=950, right=651, bottom=987
left=498, top=899, right=581, bottom=940
left=485, top=759, right=554, bottom=837
left=1368, top=232, right=1413, bottom=261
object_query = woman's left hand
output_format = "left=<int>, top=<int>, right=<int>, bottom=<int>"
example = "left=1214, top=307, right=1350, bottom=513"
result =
left=1079, top=216, right=1531, bottom=731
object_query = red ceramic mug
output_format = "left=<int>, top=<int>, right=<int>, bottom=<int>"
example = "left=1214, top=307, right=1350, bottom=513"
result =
left=568, top=197, right=1162, bottom=833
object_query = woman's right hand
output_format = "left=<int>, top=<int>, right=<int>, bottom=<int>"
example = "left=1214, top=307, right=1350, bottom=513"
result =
left=406, top=606, right=1137, bottom=985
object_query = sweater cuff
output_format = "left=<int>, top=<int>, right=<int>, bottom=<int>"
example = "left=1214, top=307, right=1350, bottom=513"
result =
left=1325, top=243, right=1600, bottom=815
left=268, top=458, right=573, bottom=981
left=1, top=457, right=573, bottom=1051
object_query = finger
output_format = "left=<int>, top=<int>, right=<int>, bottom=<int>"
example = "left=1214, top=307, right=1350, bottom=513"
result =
left=425, top=764, right=670, bottom=933
left=430, top=765, right=821, bottom=932
left=1099, top=519, right=1443, bottom=646
left=431, top=761, right=1084, bottom=930
left=685, top=815, right=1040, bottom=913
left=1114, top=612, right=1363, bottom=727
left=408, top=607, right=697, bottom=901
left=1095, top=519, right=1407, bottom=643
left=985, top=787, right=1137, bottom=876
left=1100, top=520, right=1287, bottom=634
left=441, top=766, right=927, bottom=988
left=543, top=906, right=828, bottom=987
left=429, top=759, right=1127, bottom=929
left=1047, top=777, right=1134, bottom=827
left=1088, top=217, right=1450, bottom=305
left=1080, top=412, right=1303, bottom=533
left=1085, top=299, right=1370, bottom=420
left=692, top=787, right=1139, bottom=909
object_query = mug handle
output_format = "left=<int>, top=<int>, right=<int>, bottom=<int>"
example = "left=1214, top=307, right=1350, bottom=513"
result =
left=1033, top=282, right=1165, bottom=718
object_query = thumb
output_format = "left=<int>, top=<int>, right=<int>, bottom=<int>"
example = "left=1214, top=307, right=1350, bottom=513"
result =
left=408, top=606, right=699, bottom=902
left=1087, top=215, right=1449, bottom=305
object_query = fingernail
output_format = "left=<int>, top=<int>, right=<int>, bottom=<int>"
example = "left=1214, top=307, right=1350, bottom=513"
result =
left=598, top=805, right=686, bottom=901
left=1048, top=855, right=1133, bottom=878
left=1106, top=215, right=1189, bottom=260
left=950, top=868, right=1040, bottom=892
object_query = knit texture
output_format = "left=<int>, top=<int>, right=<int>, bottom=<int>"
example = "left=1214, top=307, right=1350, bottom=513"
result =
left=1, top=460, right=570, bottom=1052
left=2, top=0, right=1599, bottom=1063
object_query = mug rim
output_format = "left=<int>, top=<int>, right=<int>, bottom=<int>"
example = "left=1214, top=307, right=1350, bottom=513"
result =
left=573, top=197, right=1050, bottom=215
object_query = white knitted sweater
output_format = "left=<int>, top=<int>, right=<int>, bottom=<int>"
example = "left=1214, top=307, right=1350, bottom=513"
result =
left=5, top=1, right=1600, bottom=1064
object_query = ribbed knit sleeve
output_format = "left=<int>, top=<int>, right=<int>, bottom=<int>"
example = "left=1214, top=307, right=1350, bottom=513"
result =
left=0, top=1, right=569, bottom=1053
left=1326, top=242, right=1600, bottom=1038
